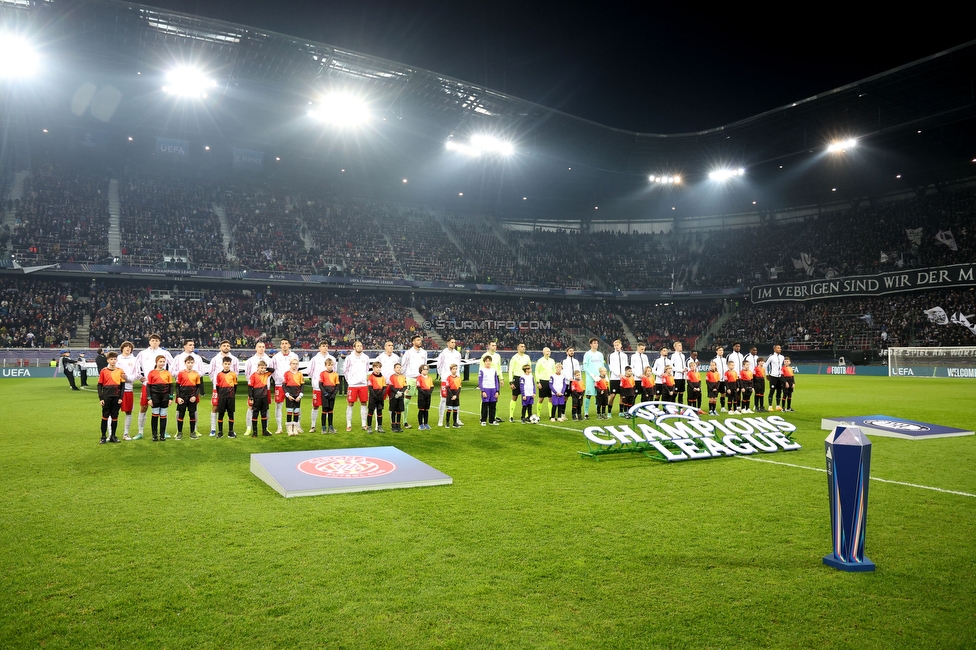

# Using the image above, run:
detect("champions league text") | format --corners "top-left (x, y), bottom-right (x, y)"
top-left (581, 402), bottom-right (800, 462)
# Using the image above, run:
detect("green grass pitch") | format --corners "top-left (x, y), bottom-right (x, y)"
top-left (0, 375), bottom-right (973, 649)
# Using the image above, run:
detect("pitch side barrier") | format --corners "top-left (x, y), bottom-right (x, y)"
top-left (0, 263), bottom-right (744, 301)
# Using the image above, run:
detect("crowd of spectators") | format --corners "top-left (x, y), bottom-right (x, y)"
top-left (1, 274), bottom-right (972, 352)
top-left (0, 277), bottom-right (85, 348)
top-left (693, 188), bottom-right (976, 289)
top-left (713, 288), bottom-right (976, 350)
top-left (119, 175), bottom-right (226, 268)
top-left (6, 156), bottom-right (976, 295)
top-left (227, 187), bottom-right (318, 272)
top-left (298, 197), bottom-right (400, 278)
top-left (376, 206), bottom-right (469, 281)
top-left (9, 161), bottom-right (109, 265)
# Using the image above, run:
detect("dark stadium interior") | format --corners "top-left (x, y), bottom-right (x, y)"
top-left (2, 0), bottom-right (976, 360)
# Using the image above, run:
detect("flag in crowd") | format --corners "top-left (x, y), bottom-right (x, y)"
top-left (924, 307), bottom-right (949, 325)
top-left (950, 312), bottom-right (976, 336)
top-left (906, 227), bottom-right (924, 246)
top-left (934, 230), bottom-right (958, 251)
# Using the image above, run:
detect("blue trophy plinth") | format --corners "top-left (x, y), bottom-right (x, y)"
top-left (823, 425), bottom-right (876, 572)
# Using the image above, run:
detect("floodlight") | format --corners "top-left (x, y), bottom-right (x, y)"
top-left (826, 138), bottom-right (857, 153)
top-left (162, 66), bottom-right (216, 98)
top-left (446, 134), bottom-right (515, 157)
top-left (708, 167), bottom-right (745, 182)
top-left (0, 34), bottom-right (40, 79)
top-left (650, 174), bottom-right (682, 185)
top-left (308, 93), bottom-right (370, 127)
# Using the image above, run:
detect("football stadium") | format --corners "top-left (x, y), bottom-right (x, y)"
top-left (1, 2), bottom-right (975, 647)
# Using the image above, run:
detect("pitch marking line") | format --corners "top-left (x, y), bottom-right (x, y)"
top-left (740, 456), bottom-right (976, 498)
top-left (452, 405), bottom-right (976, 499)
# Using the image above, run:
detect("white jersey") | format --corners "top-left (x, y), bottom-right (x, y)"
top-left (116, 353), bottom-right (140, 391)
top-left (765, 353), bottom-right (785, 378)
top-left (727, 351), bottom-right (745, 374)
top-left (629, 352), bottom-right (650, 378)
top-left (651, 355), bottom-right (669, 384)
top-left (343, 352), bottom-right (372, 387)
top-left (245, 352), bottom-right (274, 382)
top-left (376, 352), bottom-right (401, 381)
top-left (561, 355), bottom-right (581, 382)
top-left (172, 352), bottom-right (205, 376)
top-left (479, 367), bottom-right (498, 390)
top-left (436, 348), bottom-right (462, 382)
top-left (210, 352), bottom-right (241, 384)
top-left (745, 353), bottom-right (759, 374)
top-left (607, 350), bottom-right (628, 381)
top-left (550, 374), bottom-right (568, 396)
top-left (669, 351), bottom-right (687, 380)
top-left (400, 347), bottom-right (427, 380)
top-left (136, 347), bottom-right (174, 381)
top-left (307, 352), bottom-right (337, 389)
top-left (271, 351), bottom-right (299, 384)
top-left (712, 355), bottom-right (729, 376)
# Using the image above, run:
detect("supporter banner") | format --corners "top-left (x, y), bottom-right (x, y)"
top-left (3, 263), bottom-right (744, 300)
top-left (155, 137), bottom-right (190, 158)
top-left (70, 127), bottom-right (108, 152)
top-left (751, 263), bottom-right (976, 303)
top-left (232, 147), bottom-right (264, 171)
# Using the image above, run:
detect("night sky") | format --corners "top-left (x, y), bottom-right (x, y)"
top-left (124, 2), bottom-right (976, 133)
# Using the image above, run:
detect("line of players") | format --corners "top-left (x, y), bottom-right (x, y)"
top-left (551, 338), bottom-right (797, 421)
top-left (95, 333), bottom-right (475, 442)
top-left (94, 333), bottom-right (798, 443)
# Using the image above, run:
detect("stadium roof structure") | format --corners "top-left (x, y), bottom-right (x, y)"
top-left (4, 0), bottom-right (976, 224)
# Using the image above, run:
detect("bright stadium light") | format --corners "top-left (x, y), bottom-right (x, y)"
top-left (308, 93), bottom-right (371, 127)
top-left (826, 138), bottom-right (858, 153)
top-left (162, 66), bottom-right (217, 98)
top-left (0, 34), bottom-right (40, 79)
top-left (649, 174), bottom-right (681, 185)
top-left (708, 167), bottom-right (745, 182)
top-left (446, 134), bottom-right (515, 157)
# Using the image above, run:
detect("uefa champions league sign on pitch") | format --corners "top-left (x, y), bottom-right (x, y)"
top-left (579, 402), bottom-right (801, 461)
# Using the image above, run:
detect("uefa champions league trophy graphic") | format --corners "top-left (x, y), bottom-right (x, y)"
top-left (823, 425), bottom-right (876, 571)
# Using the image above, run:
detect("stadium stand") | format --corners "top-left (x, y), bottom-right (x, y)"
top-left (119, 174), bottom-right (226, 269)
top-left (9, 161), bottom-right (110, 265)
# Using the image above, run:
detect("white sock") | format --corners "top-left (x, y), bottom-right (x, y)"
top-left (245, 407), bottom-right (252, 429)
top-left (346, 405), bottom-right (353, 427)
top-left (311, 408), bottom-right (319, 428)
top-left (360, 404), bottom-right (367, 427)
top-left (276, 403), bottom-right (283, 429)
top-left (138, 411), bottom-right (147, 434)
top-left (124, 413), bottom-right (133, 435)
top-left (438, 399), bottom-right (446, 424)
top-left (210, 412), bottom-right (217, 431)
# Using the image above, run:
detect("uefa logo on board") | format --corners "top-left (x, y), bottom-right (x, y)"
top-left (863, 419), bottom-right (930, 432)
top-left (297, 455), bottom-right (397, 479)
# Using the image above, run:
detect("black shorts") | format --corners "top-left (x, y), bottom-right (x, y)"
top-left (609, 379), bottom-right (621, 395)
top-left (511, 381), bottom-right (521, 397)
top-left (538, 383), bottom-right (552, 399)
top-left (321, 388), bottom-right (338, 411)
top-left (249, 396), bottom-right (269, 414)
top-left (417, 390), bottom-right (432, 410)
top-left (707, 383), bottom-right (719, 398)
top-left (674, 378), bottom-right (686, 393)
top-left (753, 376), bottom-right (766, 395)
